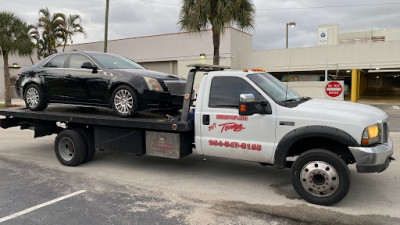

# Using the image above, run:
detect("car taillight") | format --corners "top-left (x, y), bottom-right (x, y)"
top-left (17, 68), bottom-right (22, 76)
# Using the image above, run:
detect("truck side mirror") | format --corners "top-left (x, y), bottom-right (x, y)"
top-left (239, 94), bottom-right (272, 116)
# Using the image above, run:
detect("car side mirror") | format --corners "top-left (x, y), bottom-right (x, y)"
top-left (81, 61), bottom-right (98, 73)
top-left (239, 94), bottom-right (272, 116)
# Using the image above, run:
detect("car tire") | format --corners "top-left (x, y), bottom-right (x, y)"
top-left (24, 83), bottom-right (47, 111)
top-left (111, 85), bottom-right (138, 117)
top-left (290, 149), bottom-right (351, 206)
top-left (54, 129), bottom-right (87, 166)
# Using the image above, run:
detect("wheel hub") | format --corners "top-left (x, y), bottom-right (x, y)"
top-left (300, 161), bottom-right (339, 197)
top-left (58, 137), bottom-right (75, 161)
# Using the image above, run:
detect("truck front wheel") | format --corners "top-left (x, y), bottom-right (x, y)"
top-left (290, 149), bottom-right (350, 206)
top-left (54, 130), bottom-right (87, 166)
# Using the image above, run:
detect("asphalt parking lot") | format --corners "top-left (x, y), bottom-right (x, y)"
top-left (0, 104), bottom-right (400, 224)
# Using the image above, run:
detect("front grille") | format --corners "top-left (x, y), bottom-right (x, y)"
top-left (164, 80), bottom-right (186, 96)
top-left (381, 121), bottom-right (389, 144)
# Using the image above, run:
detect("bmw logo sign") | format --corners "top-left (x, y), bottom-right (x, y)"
top-left (321, 33), bottom-right (326, 38)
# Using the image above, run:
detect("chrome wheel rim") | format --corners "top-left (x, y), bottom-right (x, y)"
top-left (26, 87), bottom-right (39, 108)
top-left (114, 89), bottom-right (134, 114)
top-left (58, 137), bottom-right (75, 161)
top-left (300, 161), bottom-right (339, 197)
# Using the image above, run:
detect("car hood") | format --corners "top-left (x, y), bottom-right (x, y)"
top-left (108, 69), bottom-right (181, 80)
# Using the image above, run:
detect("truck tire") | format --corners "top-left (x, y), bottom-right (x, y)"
top-left (76, 128), bottom-right (95, 162)
top-left (111, 85), bottom-right (138, 118)
top-left (290, 149), bottom-right (350, 206)
top-left (54, 130), bottom-right (87, 166)
top-left (24, 84), bottom-right (47, 111)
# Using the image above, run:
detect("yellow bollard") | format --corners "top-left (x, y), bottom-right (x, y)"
top-left (357, 70), bottom-right (361, 99)
top-left (351, 69), bottom-right (358, 102)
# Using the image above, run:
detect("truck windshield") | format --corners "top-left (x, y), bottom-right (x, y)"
top-left (248, 73), bottom-right (301, 102)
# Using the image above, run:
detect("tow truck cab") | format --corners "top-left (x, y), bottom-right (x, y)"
top-left (193, 67), bottom-right (393, 205)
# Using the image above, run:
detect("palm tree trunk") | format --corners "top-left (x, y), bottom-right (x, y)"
top-left (2, 51), bottom-right (12, 107)
top-left (63, 35), bottom-right (68, 52)
top-left (212, 26), bottom-right (220, 65)
top-left (29, 54), bottom-right (34, 65)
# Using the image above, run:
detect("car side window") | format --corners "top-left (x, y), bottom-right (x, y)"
top-left (43, 55), bottom-right (67, 68)
top-left (209, 77), bottom-right (265, 108)
top-left (69, 54), bottom-right (92, 69)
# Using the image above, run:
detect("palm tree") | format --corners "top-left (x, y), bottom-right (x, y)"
top-left (0, 12), bottom-right (35, 107)
top-left (27, 25), bottom-right (40, 64)
top-left (179, 0), bottom-right (255, 65)
top-left (62, 14), bottom-right (86, 52)
top-left (38, 7), bottom-right (66, 57)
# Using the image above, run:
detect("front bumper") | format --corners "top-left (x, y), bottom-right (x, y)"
top-left (349, 138), bottom-right (394, 173)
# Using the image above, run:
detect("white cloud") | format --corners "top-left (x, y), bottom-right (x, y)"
top-left (2, 0), bottom-right (400, 50)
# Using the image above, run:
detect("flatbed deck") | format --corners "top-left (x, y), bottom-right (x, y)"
top-left (0, 105), bottom-right (193, 132)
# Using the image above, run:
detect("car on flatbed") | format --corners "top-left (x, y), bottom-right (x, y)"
top-left (15, 51), bottom-right (186, 117)
top-left (0, 64), bottom-right (394, 206)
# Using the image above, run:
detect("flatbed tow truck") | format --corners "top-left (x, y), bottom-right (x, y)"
top-left (0, 65), bottom-right (394, 206)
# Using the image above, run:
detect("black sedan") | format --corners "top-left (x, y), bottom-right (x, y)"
top-left (15, 51), bottom-right (186, 117)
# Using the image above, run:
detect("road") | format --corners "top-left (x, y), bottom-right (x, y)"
top-left (0, 105), bottom-right (400, 224)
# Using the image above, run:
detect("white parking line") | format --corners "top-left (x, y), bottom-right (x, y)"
top-left (393, 106), bottom-right (400, 110)
top-left (0, 190), bottom-right (87, 223)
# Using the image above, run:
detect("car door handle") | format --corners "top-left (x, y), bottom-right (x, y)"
top-left (202, 115), bottom-right (210, 125)
top-left (66, 74), bottom-right (72, 78)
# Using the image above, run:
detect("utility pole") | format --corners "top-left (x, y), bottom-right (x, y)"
top-left (104, 0), bottom-right (110, 53)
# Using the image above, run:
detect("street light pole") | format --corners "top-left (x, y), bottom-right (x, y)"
top-left (286, 22), bottom-right (296, 49)
top-left (104, 0), bottom-right (110, 53)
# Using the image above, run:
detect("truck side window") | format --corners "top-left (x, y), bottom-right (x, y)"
top-left (209, 77), bottom-right (264, 108)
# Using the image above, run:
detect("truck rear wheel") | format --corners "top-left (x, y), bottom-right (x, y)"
top-left (290, 149), bottom-right (350, 206)
top-left (54, 130), bottom-right (87, 166)
top-left (76, 128), bottom-right (95, 162)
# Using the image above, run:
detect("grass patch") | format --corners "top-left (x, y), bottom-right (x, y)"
top-left (0, 103), bottom-right (22, 108)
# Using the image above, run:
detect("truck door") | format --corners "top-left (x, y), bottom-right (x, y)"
top-left (197, 75), bottom-right (277, 163)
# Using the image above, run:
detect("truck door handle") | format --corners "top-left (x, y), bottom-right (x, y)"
top-left (66, 74), bottom-right (72, 78)
top-left (203, 115), bottom-right (210, 125)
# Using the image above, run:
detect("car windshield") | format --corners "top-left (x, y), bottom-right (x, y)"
top-left (89, 53), bottom-right (145, 69)
top-left (248, 73), bottom-right (301, 102)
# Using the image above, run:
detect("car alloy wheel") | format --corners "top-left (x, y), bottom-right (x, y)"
top-left (26, 87), bottom-right (40, 109)
top-left (114, 89), bottom-right (134, 115)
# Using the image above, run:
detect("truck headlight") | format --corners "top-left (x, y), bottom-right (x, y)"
top-left (144, 77), bottom-right (163, 92)
top-left (361, 124), bottom-right (380, 146)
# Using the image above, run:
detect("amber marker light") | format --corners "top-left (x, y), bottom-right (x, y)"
top-left (240, 105), bottom-right (247, 112)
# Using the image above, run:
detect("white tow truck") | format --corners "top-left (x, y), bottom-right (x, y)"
top-left (0, 64), bottom-right (394, 206)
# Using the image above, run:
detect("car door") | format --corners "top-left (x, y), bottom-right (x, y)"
top-left (197, 75), bottom-right (277, 163)
top-left (66, 53), bottom-right (110, 104)
top-left (41, 54), bottom-right (68, 101)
